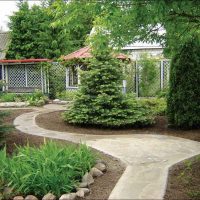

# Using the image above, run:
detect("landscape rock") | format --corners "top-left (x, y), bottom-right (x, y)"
top-left (82, 172), bottom-right (94, 185)
top-left (78, 182), bottom-right (88, 188)
top-left (24, 195), bottom-right (38, 200)
top-left (76, 188), bottom-right (90, 195)
top-left (76, 190), bottom-right (84, 198)
top-left (59, 193), bottom-right (76, 200)
top-left (42, 193), bottom-right (56, 200)
top-left (90, 167), bottom-right (103, 177)
top-left (53, 99), bottom-right (60, 103)
top-left (94, 162), bottom-right (107, 172)
top-left (13, 196), bottom-right (24, 200)
top-left (0, 102), bottom-right (29, 108)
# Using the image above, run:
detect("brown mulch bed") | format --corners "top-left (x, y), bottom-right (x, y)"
top-left (1, 109), bottom-right (125, 200)
top-left (164, 155), bottom-right (200, 200)
top-left (36, 110), bottom-right (200, 142)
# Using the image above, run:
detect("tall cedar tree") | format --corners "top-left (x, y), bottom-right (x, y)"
top-left (6, 2), bottom-right (69, 59)
top-left (64, 51), bottom-right (153, 128)
top-left (167, 35), bottom-right (200, 128)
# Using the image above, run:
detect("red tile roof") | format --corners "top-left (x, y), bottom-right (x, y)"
top-left (0, 58), bottom-right (50, 64)
top-left (62, 46), bottom-right (128, 60)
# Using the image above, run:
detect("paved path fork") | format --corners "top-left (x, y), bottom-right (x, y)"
top-left (14, 104), bottom-right (200, 200)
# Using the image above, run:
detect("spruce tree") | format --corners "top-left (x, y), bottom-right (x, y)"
top-left (167, 35), bottom-right (200, 128)
top-left (64, 51), bottom-right (153, 128)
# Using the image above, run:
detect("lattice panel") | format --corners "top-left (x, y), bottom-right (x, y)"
top-left (50, 62), bottom-right (66, 92)
top-left (124, 62), bottom-right (136, 94)
top-left (26, 65), bottom-right (42, 88)
top-left (8, 65), bottom-right (26, 87)
top-left (137, 61), bottom-right (161, 97)
top-left (163, 60), bottom-right (170, 88)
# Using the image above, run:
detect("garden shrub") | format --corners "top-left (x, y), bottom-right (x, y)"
top-left (26, 90), bottom-right (48, 106)
top-left (156, 88), bottom-right (169, 99)
top-left (56, 90), bottom-right (77, 101)
top-left (138, 98), bottom-right (167, 116)
top-left (167, 35), bottom-right (200, 128)
top-left (138, 54), bottom-right (160, 97)
top-left (0, 141), bottom-right (96, 198)
top-left (0, 93), bottom-right (16, 102)
top-left (64, 52), bottom-right (154, 128)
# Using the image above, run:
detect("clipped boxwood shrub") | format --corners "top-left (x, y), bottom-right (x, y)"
top-left (0, 141), bottom-right (96, 198)
top-left (64, 52), bottom-right (154, 128)
top-left (167, 35), bottom-right (200, 128)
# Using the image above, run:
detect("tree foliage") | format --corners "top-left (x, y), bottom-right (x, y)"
top-left (86, 0), bottom-right (200, 56)
top-left (6, 1), bottom-right (69, 59)
top-left (167, 34), bottom-right (200, 128)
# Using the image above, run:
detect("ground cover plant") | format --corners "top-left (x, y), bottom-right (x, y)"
top-left (0, 141), bottom-right (96, 199)
top-left (0, 90), bottom-right (48, 107)
top-left (64, 51), bottom-right (154, 128)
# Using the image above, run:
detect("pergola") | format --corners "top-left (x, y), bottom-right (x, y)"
top-left (62, 46), bottom-right (129, 89)
top-left (0, 59), bottom-right (50, 93)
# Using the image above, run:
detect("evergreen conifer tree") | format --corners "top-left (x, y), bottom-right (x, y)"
top-left (64, 51), bottom-right (153, 128)
top-left (167, 34), bottom-right (200, 128)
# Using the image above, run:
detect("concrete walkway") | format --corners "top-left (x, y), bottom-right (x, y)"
top-left (13, 104), bottom-right (200, 200)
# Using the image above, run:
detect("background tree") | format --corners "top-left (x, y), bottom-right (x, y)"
top-left (6, 1), bottom-right (69, 59)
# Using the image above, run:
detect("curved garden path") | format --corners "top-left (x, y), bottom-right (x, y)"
top-left (14, 104), bottom-right (200, 200)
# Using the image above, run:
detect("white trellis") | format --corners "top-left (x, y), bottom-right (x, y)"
top-left (0, 62), bottom-right (48, 93)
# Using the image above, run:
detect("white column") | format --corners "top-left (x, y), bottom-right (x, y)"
top-left (160, 60), bottom-right (164, 89)
top-left (66, 67), bottom-right (69, 89)
top-left (25, 65), bottom-right (28, 87)
top-left (2, 64), bottom-right (5, 91)
top-left (40, 65), bottom-right (44, 93)
top-left (135, 61), bottom-right (139, 97)
top-left (77, 64), bottom-right (81, 85)
top-left (5, 65), bottom-right (8, 91)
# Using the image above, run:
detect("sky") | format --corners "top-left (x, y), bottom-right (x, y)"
top-left (0, 0), bottom-right (41, 31)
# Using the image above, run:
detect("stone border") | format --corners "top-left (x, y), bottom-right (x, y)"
top-left (11, 161), bottom-right (107, 200)
top-left (0, 102), bottom-right (29, 108)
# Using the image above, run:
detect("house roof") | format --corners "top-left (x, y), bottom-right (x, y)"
top-left (0, 32), bottom-right (10, 59)
top-left (122, 42), bottom-right (163, 50)
top-left (62, 46), bottom-right (128, 60)
top-left (0, 58), bottom-right (50, 64)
